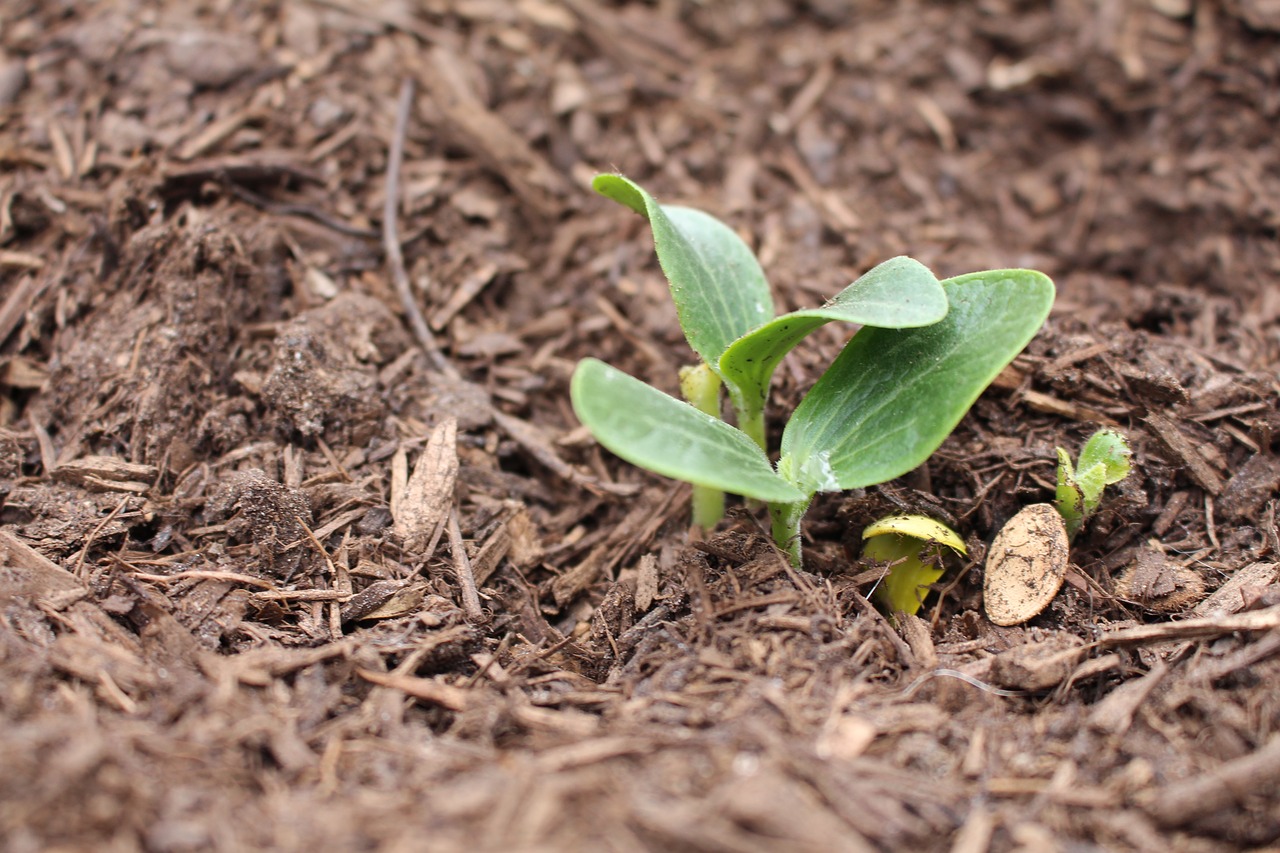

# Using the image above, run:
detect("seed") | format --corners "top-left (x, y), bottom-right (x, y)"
top-left (983, 503), bottom-right (1070, 626)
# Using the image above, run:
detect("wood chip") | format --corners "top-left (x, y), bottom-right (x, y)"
top-left (1113, 544), bottom-right (1205, 612)
top-left (357, 668), bottom-right (471, 711)
top-left (1098, 604), bottom-right (1280, 647)
top-left (391, 418), bottom-right (458, 554)
top-left (0, 528), bottom-right (84, 599)
top-left (1191, 562), bottom-right (1279, 618)
top-left (1143, 411), bottom-right (1225, 495)
top-left (987, 633), bottom-right (1085, 691)
top-left (1143, 736), bottom-right (1280, 828)
top-left (423, 46), bottom-right (570, 218)
top-left (53, 455), bottom-right (158, 492)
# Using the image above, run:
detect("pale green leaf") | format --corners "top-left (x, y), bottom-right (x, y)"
top-left (593, 174), bottom-right (773, 369)
top-left (863, 534), bottom-right (949, 616)
top-left (570, 358), bottom-right (805, 503)
top-left (779, 270), bottom-right (1055, 494)
top-left (1075, 461), bottom-right (1110, 517)
top-left (1078, 429), bottom-right (1132, 486)
top-left (1055, 448), bottom-right (1086, 538)
top-left (718, 256), bottom-right (947, 424)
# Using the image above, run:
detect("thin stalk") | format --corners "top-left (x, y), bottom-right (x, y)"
top-left (768, 497), bottom-right (811, 567)
top-left (737, 403), bottom-right (767, 454)
top-left (679, 364), bottom-right (725, 530)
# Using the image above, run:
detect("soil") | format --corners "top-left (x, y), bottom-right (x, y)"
top-left (2, 1), bottom-right (1279, 850)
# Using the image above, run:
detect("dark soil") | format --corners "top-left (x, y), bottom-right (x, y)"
top-left (2, 1), bottom-right (1279, 850)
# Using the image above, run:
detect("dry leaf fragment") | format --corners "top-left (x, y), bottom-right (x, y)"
top-left (983, 503), bottom-right (1070, 626)
top-left (1114, 545), bottom-right (1205, 613)
top-left (391, 418), bottom-right (458, 554)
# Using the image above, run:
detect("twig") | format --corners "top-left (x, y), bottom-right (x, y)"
top-left (1144, 736), bottom-right (1280, 827)
top-left (383, 78), bottom-right (454, 377)
top-left (225, 181), bottom-right (379, 239)
top-left (448, 508), bottom-right (485, 622)
top-left (73, 497), bottom-right (131, 578)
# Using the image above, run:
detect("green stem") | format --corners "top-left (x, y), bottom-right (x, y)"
top-left (768, 498), bottom-right (811, 567)
top-left (679, 364), bottom-right (726, 530)
top-left (738, 404), bottom-right (767, 454)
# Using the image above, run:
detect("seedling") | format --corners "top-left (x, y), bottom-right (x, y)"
top-left (861, 514), bottom-right (966, 616)
top-left (590, 174), bottom-right (949, 529)
top-left (572, 175), bottom-right (1055, 566)
top-left (1054, 428), bottom-right (1132, 539)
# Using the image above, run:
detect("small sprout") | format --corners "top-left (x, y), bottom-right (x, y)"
top-left (1054, 429), bottom-right (1132, 539)
top-left (862, 514), bottom-right (967, 616)
top-left (983, 503), bottom-right (1070, 626)
top-left (572, 175), bottom-right (1056, 566)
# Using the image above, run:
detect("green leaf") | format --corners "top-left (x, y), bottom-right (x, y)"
top-left (593, 175), bottom-right (773, 369)
top-left (570, 358), bottom-right (805, 504)
top-left (1055, 448), bottom-right (1086, 538)
top-left (1078, 429), bottom-right (1132, 486)
top-left (1075, 462), bottom-right (1110, 517)
top-left (779, 270), bottom-right (1055, 494)
top-left (718, 256), bottom-right (947, 429)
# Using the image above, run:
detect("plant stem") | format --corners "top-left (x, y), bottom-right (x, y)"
top-left (738, 404), bottom-right (767, 454)
top-left (768, 498), bottom-right (811, 567)
top-left (680, 364), bottom-right (726, 530)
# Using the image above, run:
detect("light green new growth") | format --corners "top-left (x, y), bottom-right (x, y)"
top-left (573, 174), bottom-right (1056, 566)
top-left (1054, 429), bottom-right (1132, 539)
top-left (679, 363), bottom-right (727, 529)
top-left (862, 514), bottom-right (967, 617)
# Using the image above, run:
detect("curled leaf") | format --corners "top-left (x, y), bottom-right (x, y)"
top-left (593, 174), bottom-right (772, 370)
top-left (719, 256), bottom-right (947, 438)
top-left (780, 270), bottom-right (1056, 495)
top-left (863, 514), bottom-right (966, 616)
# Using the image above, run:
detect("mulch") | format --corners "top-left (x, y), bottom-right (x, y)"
top-left (1, 1), bottom-right (1278, 850)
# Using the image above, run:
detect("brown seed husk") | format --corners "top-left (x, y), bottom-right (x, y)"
top-left (983, 503), bottom-right (1070, 626)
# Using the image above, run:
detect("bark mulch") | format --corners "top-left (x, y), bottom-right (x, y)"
top-left (1, 1), bottom-right (1278, 850)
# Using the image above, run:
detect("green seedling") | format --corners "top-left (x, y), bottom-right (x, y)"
top-left (862, 514), bottom-right (967, 616)
top-left (591, 174), bottom-right (949, 528)
top-left (572, 175), bottom-right (1055, 566)
top-left (1054, 428), bottom-right (1132, 539)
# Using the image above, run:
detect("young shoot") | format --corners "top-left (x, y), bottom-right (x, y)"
top-left (590, 174), bottom-right (948, 528)
top-left (572, 175), bottom-right (1055, 566)
top-left (861, 514), bottom-right (967, 617)
top-left (1054, 428), bottom-right (1133, 539)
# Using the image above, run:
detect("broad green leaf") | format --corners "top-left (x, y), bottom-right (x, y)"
top-left (592, 175), bottom-right (773, 369)
top-left (1078, 429), bottom-right (1132, 486)
top-left (718, 256), bottom-right (947, 427)
top-left (779, 270), bottom-right (1055, 494)
top-left (570, 358), bottom-right (805, 504)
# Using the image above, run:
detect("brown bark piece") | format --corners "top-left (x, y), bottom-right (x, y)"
top-left (0, 528), bottom-right (84, 599)
top-left (424, 47), bottom-right (571, 218)
top-left (1143, 411), bottom-right (1226, 495)
top-left (53, 455), bottom-right (158, 493)
top-left (1192, 562), bottom-right (1279, 618)
top-left (391, 418), bottom-right (458, 555)
top-left (987, 633), bottom-right (1085, 691)
top-left (1217, 453), bottom-right (1280, 520)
